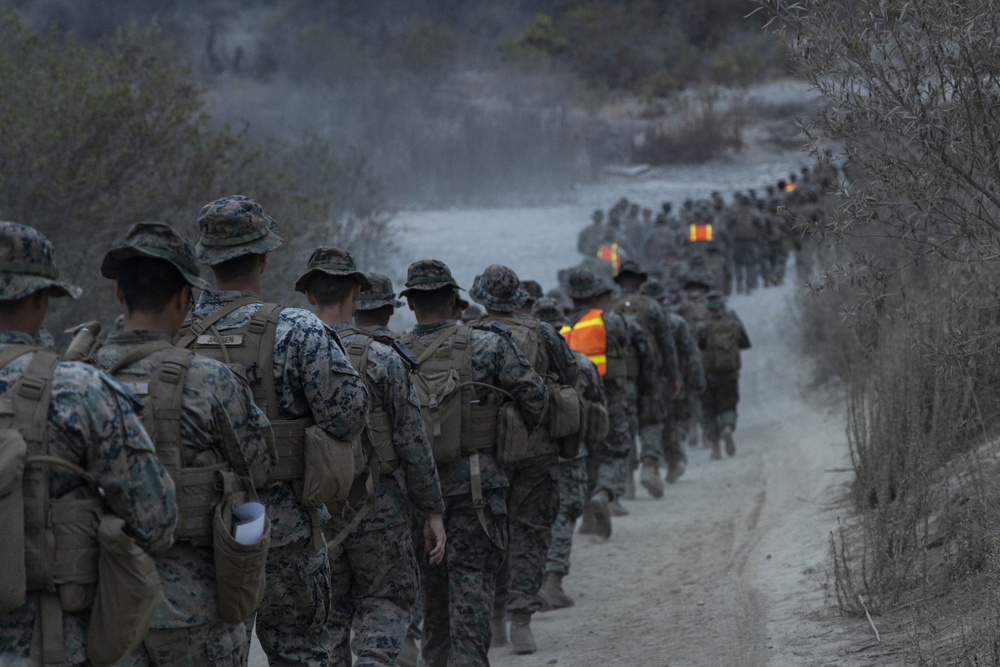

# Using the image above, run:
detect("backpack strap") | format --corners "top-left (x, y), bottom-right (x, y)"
top-left (248, 304), bottom-right (282, 420)
top-left (415, 325), bottom-right (460, 365)
top-left (176, 296), bottom-right (262, 345)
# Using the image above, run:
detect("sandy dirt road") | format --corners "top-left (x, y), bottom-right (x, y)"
top-left (252, 167), bottom-right (882, 666)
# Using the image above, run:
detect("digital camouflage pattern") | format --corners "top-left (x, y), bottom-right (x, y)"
top-left (468, 264), bottom-right (529, 313)
top-left (403, 314), bottom-right (547, 667)
top-left (194, 195), bottom-right (283, 266)
top-left (120, 621), bottom-right (247, 667)
top-left (0, 332), bottom-right (178, 665)
top-left (189, 290), bottom-right (368, 666)
top-left (0, 221), bottom-right (82, 300)
top-left (94, 329), bottom-right (276, 630)
top-left (293, 247), bottom-right (372, 294)
top-left (398, 259), bottom-right (462, 295)
top-left (357, 273), bottom-right (403, 311)
top-left (100, 222), bottom-right (211, 290)
top-left (326, 324), bottom-right (444, 667)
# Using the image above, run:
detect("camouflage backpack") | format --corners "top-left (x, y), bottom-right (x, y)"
top-left (700, 317), bottom-right (742, 373)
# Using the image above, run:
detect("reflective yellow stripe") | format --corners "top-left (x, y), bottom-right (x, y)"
top-left (588, 354), bottom-right (607, 365)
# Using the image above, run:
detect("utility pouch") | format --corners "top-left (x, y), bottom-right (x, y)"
top-left (50, 496), bottom-right (102, 612)
top-left (0, 429), bottom-right (27, 613)
top-left (413, 369), bottom-right (463, 465)
top-left (496, 403), bottom-right (529, 466)
top-left (548, 385), bottom-right (581, 439)
top-left (213, 482), bottom-right (270, 624)
top-left (86, 514), bottom-right (161, 667)
top-left (299, 425), bottom-right (355, 506)
top-left (587, 401), bottom-right (610, 444)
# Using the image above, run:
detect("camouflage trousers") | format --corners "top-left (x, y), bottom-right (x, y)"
top-left (404, 506), bottom-right (425, 645)
top-left (0, 595), bottom-right (88, 666)
top-left (640, 403), bottom-right (684, 466)
top-left (589, 384), bottom-right (633, 500)
top-left (624, 382), bottom-right (641, 472)
top-left (732, 238), bottom-right (760, 293)
top-left (699, 371), bottom-right (741, 443)
top-left (545, 458), bottom-right (589, 576)
top-left (251, 536), bottom-right (333, 667)
top-left (327, 517), bottom-right (418, 667)
top-left (495, 453), bottom-right (559, 615)
top-left (422, 489), bottom-right (508, 667)
top-left (120, 621), bottom-right (247, 667)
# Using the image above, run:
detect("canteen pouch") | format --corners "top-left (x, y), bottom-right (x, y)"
top-left (51, 496), bottom-right (102, 612)
top-left (587, 401), bottom-right (610, 444)
top-left (413, 369), bottom-right (463, 465)
top-left (548, 385), bottom-right (581, 439)
top-left (213, 490), bottom-right (270, 624)
top-left (86, 514), bottom-right (161, 667)
top-left (299, 425), bottom-right (355, 506)
top-left (0, 430), bottom-right (27, 613)
top-left (496, 403), bottom-right (529, 466)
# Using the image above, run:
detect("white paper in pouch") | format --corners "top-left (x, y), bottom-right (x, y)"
top-left (232, 501), bottom-right (266, 545)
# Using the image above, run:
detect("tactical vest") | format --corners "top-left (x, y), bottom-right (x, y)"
top-left (107, 341), bottom-right (232, 546)
top-left (0, 346), bottom-right (102, 663)
top-left (338, 326), bottom-right (398, 475)
top-left (399, 325), bottom-right (501, 464)
top-left (176, 297), bottom-right (314, 485)
top-left (560, 309), bottom-right (627, 380)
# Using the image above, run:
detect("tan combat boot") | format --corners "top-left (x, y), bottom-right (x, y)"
top-left (398, 635), bottom-right (419, 667)
top-left (665, 458), bottom-right (686, 483)
top-left (580, 491), bottom-right (612, 538)
top-left (640, 457), bottom-right (664, 498)
top-left (537, 571), bottom-right (575, 611)
top-left (509, 611), bottom-right (537, 654)
top-left (709, 438), bottom-right (722, 460)
top-left (491, 607), bottom-right (508, 647)
top-left (722, 424), bottom-right (736, 457)
top-left (608, 498), bottom-right (629, 517)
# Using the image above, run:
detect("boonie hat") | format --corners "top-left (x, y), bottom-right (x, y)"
top-left (101, 222), bottom-right (211, 290)
top-left (399, 259), bottom-right (463, 296)
top-left (195, 195), bottom-right (283, 266)
top-left (531, 297), bottom-right (568, 327)
top-left (294, 247), bottom-right (372, 294)
top-left (614, 260), bottom-right (648, 281)
top-left (357, 273), bottom-right (404, 311)
top-left (469, 264), bottom-right (528, 313)
top-left (0, 222), bottom-right (81, 300)
top-left (563, 266), bottom-right (613, 300)
top-left (521, 280), bottom-right (543, 303)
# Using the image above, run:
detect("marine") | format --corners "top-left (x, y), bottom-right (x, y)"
top-left (0, 222), bottom-right (177, 666)
top-left (95, 222), bottom-right (276, 666)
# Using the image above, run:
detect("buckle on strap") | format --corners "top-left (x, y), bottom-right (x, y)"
top-left (18, 376), bottom-right (45, 401)
top-left (159, 361), bottom-right (184, 385)
top-left (248, 317), bottom-right (267, 335)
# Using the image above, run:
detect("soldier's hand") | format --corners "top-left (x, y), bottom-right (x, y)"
top-left (424, 511), bottom-right (447, 565)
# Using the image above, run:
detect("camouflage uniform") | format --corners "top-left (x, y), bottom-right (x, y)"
top-left (399, 260), bottom-right (548, 667)
top-left (94, 222), bottom-right (276, 666)
top-left (695, 294), bottom-right (751, 458)
top-left (186, 197), bottom-right (369, 667)
top-left (470, 265), bottom-right (578, 650)
top-left (294, 248), bottom-right (445, 667)
top-left (0, 223), bottom-right (177, 667)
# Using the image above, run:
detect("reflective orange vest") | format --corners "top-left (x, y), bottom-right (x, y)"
top-left (688, 224), bottom-right (714, 242)
top-left (560, 309), bottom-right (608, 375)
top-left (783, 182), bottom-right (796, 193)
top-left (596, 243), bottom-right (622, 274)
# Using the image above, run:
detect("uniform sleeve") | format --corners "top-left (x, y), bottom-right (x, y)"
top-left (210, 363), bottom-right (276, 489)
top-left (279, 310), bottom-right (369, 439)
top-left (674, 316), bottom-right (706, 392)
top-left (649, 304), bottom-right (680, 385)
top-left (731, 311), bottom-right (752, 349)
top-left (58, 369), bottom-right (177, 554)
top-left (495, 334), bottom-right (548, 433)
top-left (626, 316), bottom-right (659, 396)
top-left (380, 347), bottom-right (444, 514)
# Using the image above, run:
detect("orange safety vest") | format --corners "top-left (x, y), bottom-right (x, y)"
top-left (596, 243), bottom-right (622, 274)
top-left (688, 224), bottom-right (714, 242)
top-left (783, 182), bottom-right (796, 193)
top-left (560, 308), bottom-right (608, 375)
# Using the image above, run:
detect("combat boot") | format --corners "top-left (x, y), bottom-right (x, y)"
top-left (580, 491), bottom-right (612, 538)
top-left (624, 471), bottom-right (636, 500)
top-left (608, 498), bottom-right (629, 517)
top-left (640, 457), bottom-right (664, 498)
top-left (509, 611), bottom-right (537, 654)
top-left (491, 608), bottom-right (508, 647)
top-left (398, 635), bottom-right (419, 667)
top-left (722, 424), bottom-right (736, 457)
top-left (537, 571), bottom-right (574, 611)
top-left (709, 438), bottom-right (722, 460)
top-left (665, 458), bottom-right (686, 483)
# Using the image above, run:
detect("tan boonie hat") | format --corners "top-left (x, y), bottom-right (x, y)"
top-left (101, 222), bottom-right (212, 290)
top-left (399, 259), bottom-right (463, 296)
top-left (0, 222), bottom-right (82, 300)
top-left (195, 195), bottom-right (283, 266)
top-left (563, 266), bottom-right (612, 300)
top-left (294, 247), bottom-right (372, 294)
top-left (531, 297), bottom-right (568, 327)
top-left (469, 264), bottom-right (528, 313)
top-left (357, 272), bottom-right (404, 311)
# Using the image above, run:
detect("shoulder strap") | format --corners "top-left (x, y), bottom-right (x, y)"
top-left (0, 344), bottom-right (39, 372)
top-left (176, 295), bottom-right (263, 347)
top-left (108, 340), bottom-right (174, 374)
top-left (415, 325), bottom-right (460, 366)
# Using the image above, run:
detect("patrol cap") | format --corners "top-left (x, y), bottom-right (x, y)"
top-left (563, 266), bottom-right (613, 300)
top-left (399, 259), bottom-right (463, 296)
top-left (195, 195), bottom-right (284, 266)
top-left (614, 260), bottom-right (647, 282)
top-left (357, 272), bottom-right (404, 310)
top-left (469, 264), bottom-right (528, 313)
top-left (0, 222), bottom-right (82, 300)
top-left (101, 222), bottom-right (211, 290)
top-left (294, 247), bottom-right (372, 294)
top-left (531, 297), bottom-right (569, 327)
